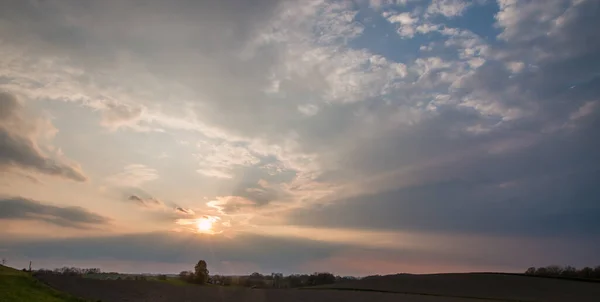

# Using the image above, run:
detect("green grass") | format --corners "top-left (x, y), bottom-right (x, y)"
top-left (0, 265), bottom-right (88, 302)
top-left (156, 276), bottom-right (190, 286)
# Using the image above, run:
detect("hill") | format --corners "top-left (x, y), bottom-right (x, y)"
top-left (0, 265), bottom-right (87, 302)
top-left (314, 273), bottom-right (600, 302)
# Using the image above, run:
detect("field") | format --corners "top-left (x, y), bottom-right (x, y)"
top-left (0, 265), bottom-right (86, 302)
top-left (31, 274), bottom-right (495, 302)
top-left (4, 265), bottom-right (600, 302)
top-left (317, 273), bottom-right (600, 302)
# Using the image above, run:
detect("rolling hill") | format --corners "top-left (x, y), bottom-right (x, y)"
top-left (0, 265), bottom-right (87, 302)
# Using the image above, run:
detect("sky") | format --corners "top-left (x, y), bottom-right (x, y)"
top-left (0, 0), bottom-right (599, 276)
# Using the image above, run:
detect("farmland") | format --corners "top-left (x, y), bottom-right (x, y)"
top-left (3, 263), bottom-right (600, 302)
top-left (34, 271), bottom-right (600, 302)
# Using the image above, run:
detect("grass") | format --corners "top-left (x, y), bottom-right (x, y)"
top-left (0, 265), bottom-right (88, 302)
top-left (158, 276), bottom-right (191, 286)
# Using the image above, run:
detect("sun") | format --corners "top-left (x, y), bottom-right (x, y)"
top-left (196, 218), bottom-right (213, 232)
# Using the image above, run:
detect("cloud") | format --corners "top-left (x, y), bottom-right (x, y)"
top-left (570, 101), bottom-right (598, 121)
top-left (384, 11), bottom-right (419, 38)
top-left (494, 0), bottom-right (600, 61)
top-left (1, 0), bottom-right (600, 273)
top-left (0, 196), bottom-right (109, 228)
top-left (207, 196), bottom-right (257, 215)
top-left (195, 141), bottom-right (261, 179)
top-left (297, 104), bottom-right (320, 116)
top-left (0, 231), bottom-right (343, 274)
top-left (127, 195), bottom-right (162, 208)
top-left (426, 0), bottom-right (472, 18)
top-left (175, 207), bottom-right (195, 215)
top-left (505, 61), bottom-right (525, 73)
top-left (2, 229), bottom-right (599, 275)
top-left (0, 91), bottom-right (87, 182)
top-left (96, 101), bottom-right (144, 130)
top-left (107, 164), bottom-right (158, 187)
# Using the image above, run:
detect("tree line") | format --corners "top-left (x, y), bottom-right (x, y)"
top-left (35, 267), bottom-right (102, 276)
top-left (177, 260), bottom-right (356, 288)
top-left (525, 265), bottom-right (600, 279)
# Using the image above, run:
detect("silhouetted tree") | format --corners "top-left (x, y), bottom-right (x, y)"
top-left (524, 265), bottom-right (600, 279)
top-left (561, 266), bottom-right (577, 277)
top-left (194, 260), bottom-right (209, 284)
top-left (308, 272), bottom-right (335, 286)
top-left (271, 273), bottom-right (284, 288)
top-left (580, 267), bottom-right (593, 278)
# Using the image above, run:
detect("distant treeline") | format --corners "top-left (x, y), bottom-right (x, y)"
top-left (525, 265), bottom-right (600, 279)
top-left (31, 264), bottom-right (359, 288)
top-left (35, 267), bottom-right (103, 276)
top-left (177, 259), bottom-right (359, 288)
top-left (34, 267), bottom-right (158, 281)
top-left (192, 272), bottom-right (357, 288)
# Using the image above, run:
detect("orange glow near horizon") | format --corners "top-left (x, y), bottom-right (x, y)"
top-left (175, 215), bottom-right (221, 234)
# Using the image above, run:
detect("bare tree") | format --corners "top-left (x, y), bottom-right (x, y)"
top-left (1, 258), bottom-right (6, 265)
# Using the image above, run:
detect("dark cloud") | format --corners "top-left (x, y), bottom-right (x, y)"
top-left (175, 207), bottom-right (194, 215)
top-left (493, 0), bottom-right (600, 62)
top-left (127, 195), bottom-right (162, 207)
top-left (0, 231), bottom-right (343, 274)
top-left (0, 91), bottom-right (87, 182)
top-left (0, 196), bottom-right (109, 228)
top-left (119, 189), bottom-right (195, 220)
top-left (292, 112), bottom-right (600, 237)
top-left (1, 230), bottom-right (598, 275)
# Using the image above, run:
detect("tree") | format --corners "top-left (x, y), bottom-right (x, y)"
top-left (524, 265), bottom-right (600, 279)
top-left (271, 273), bottom-right (283, 288)
top-left (561, 266), bottom-right (577, 277)
top-left (308, 272), bottom-right (335, 286)
top-left (1, 258), bottom-right (6, 265)
top-left (194, 260), bottom-right (209, 284)
top-left (546, 265), bottom-right (563, 276)
top-left (179, 271), bottom-right (195, 283)
top-left (579, 267), bottom-right (593, 278)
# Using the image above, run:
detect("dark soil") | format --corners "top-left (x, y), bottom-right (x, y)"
top-left (319, 273), bottom-right (600, 302)
top-left (36, 274), bottom-right (501, 302)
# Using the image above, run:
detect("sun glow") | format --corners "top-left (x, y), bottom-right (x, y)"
top-left (175, 215), bottom-right (221, 234)
top-left (196, 217), bottom-right (213, 232)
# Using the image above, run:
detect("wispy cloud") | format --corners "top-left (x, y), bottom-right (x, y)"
top-left (107, 164), bottom-right (158, 187)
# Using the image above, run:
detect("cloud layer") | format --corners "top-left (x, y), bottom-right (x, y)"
top-left (0, 92), bottom-right (87, 182)
top-left (0, 0), bottom-right (599, 274)
top-left (0, 196), bottom-right (109, 228)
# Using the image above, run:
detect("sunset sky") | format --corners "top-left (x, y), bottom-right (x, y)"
top-left (1, 0), bottom-right (599, 275)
